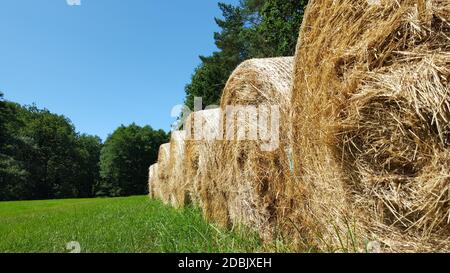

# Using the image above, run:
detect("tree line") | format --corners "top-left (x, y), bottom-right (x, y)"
top-left (0, 92), bottom-right (168, 201)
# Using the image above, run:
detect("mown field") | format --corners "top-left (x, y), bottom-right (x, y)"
top-left (0, 196), bottom-right (269, 253)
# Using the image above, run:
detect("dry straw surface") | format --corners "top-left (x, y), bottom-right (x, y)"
top-left (216, 57), bottom-right (294, 240)
top-left (185, 109), bottom-right (221, 206)
top-left (156, 143), bottom-right (171, 204)
top-left (148, 163), bottom-right (159, 198)
top-left (184, 109), bottom-right (231, 227)
top-left (289, 0), bottom-right (450, 252)
top-left (168, 130), bottom-right (188, 208)
top-left (184, 113), bottom-right (201, 204)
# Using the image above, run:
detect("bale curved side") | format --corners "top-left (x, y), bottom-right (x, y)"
top-left (157, 143), bottom-right (171, 204)
top-left (217, 57), bottom-right (294, 240)
top-left (189, 109), bottom-right (231, 227)
top-left (290, 0), bottom-right (450, 252)
top-left (185, 109), bottom-right (221, 206)
top-left (184, 113), bottom-right (200, 204)
top-left (168, 130), bottom-right (188, 208)
top-left (148, 163), bottom-right (159, 199)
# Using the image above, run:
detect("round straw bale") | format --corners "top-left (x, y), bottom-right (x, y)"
top-left (217, 57), bottom-right (293, 240)
top-left (148, 163), bottom-right (159, 199)
top-left (290, 0), bottom-right (450, 252)
top-left (197, 137), bottom-right (230, 227)
top-left (168, 130), bottom-right (188, 208)
top-left (184, 113), bottom-right (200, 204)
top-left (184, 109), bottom-right (221, 206)
top-left (156, 143), bottom-right (171, 204)
top-left (187, 109), bottom-right (231, 227)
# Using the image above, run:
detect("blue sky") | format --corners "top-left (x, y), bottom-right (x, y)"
top-left (0, 0), bottom-right (239, 141)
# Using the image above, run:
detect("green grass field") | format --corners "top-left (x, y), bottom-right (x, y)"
top-left (0, 196), bottom-right (266, 253)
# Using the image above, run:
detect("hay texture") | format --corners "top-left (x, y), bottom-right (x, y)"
top-left (183, 108), bottom-right (230, 227)
top-left (290, 0), bottom-right (450, 252)
top-left (168, 130), bottom-right (188, 208)
top-left (184, 109), bottom-right (221, 206)
top-left (148, 163), bottom-right (159, 198)
top-left (156, 143), bottom-right (171, 204)
top-left (217, 57), bottom-right (294, 240)
top-left (189, 110), bottom-right (232, 227)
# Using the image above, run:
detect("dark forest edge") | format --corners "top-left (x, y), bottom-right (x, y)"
top-left (0, 92), bottom-right (169, 201)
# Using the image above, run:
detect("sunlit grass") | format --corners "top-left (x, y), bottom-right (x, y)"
top-left (0, 196), bottom-right (264, 253)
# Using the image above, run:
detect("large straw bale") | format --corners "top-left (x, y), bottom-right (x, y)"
top-left (179, 108), bottom-right (229, 226)
top-left (168, 130), bottom-right (188, 208)
top-left (290, 0), bottom-right (450, 252)
top-left (148, 163), bottom-right (159, 198)
top-left (217, 57), bottom-right (294, 239)
top-left (185, 109), bottom-right (221, 206)
top-left (156, 143), bottom-right (171, 204)
top-left (184, 109), bottom-right (231, 227)
top-left (184, 113), bottom-right (200, 204)
top-left (197, 138), bottom-right (231, 228)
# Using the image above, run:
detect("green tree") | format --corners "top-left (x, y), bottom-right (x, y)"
top-left (0, 98), bottom-right (33, 200)
top-left (243, 0), bottom-right (307, 57)
top-left (185, 3), bottom-right (247, 110)
top-left (0, 96), bottom-right (103, 201)
top-left (184, 0), bottom-right (308, 109)
top-left (0, 92), bottom-right (6, 145)
top-left (75, 134), bottom-right (102, 198)
top-left (98, 124), bottom-right (168, 197)
top-left (19, 105), bottom-right (80, 199)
